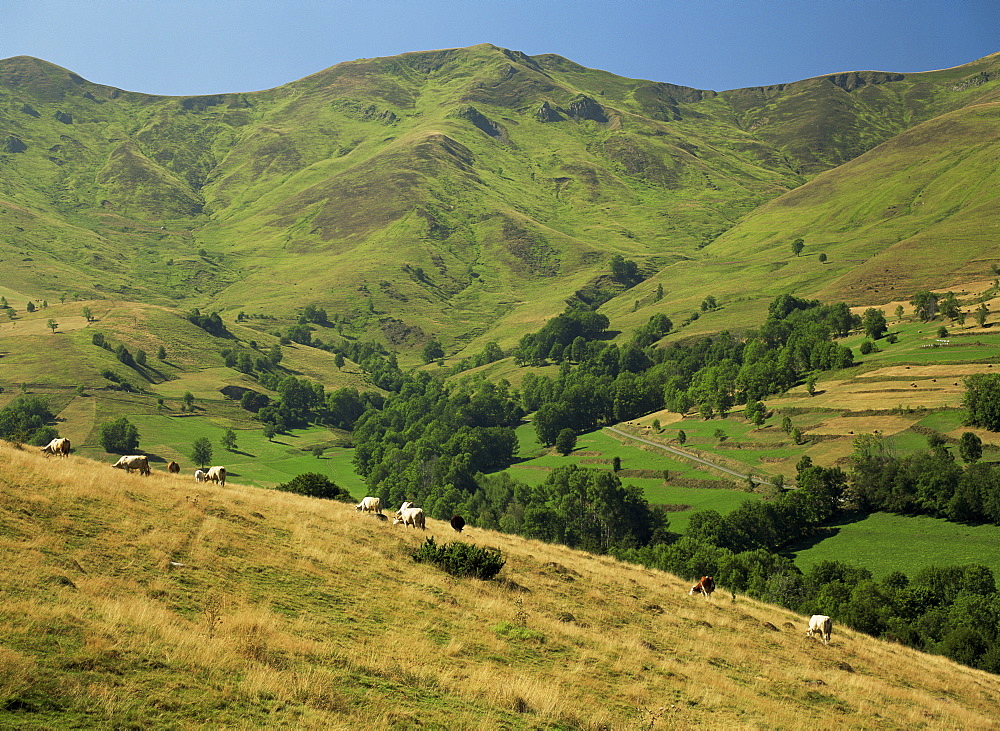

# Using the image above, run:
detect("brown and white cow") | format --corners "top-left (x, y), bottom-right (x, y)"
top-left (689, 576), bottom-right (716, 598)
top-left (205, 466), bottom-right (227, 486)
top-left (807, 615), bottom-right (832, 645)
top-left (40, 438), bottom-right (71, 458)
top-left (112, 455), bottom-right (150, 476)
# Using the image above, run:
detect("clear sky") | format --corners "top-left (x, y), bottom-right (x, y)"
top-left (3, 0), bottom-right (997, 96)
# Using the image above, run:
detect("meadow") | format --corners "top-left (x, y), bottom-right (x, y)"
top-left (786, 512), bottom-right (1000, 580)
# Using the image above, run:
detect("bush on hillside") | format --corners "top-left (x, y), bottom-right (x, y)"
top-left (99, 416), bottom-right (140, 453)
top-left (29, 426), bottom-right (60, 447)
top-left (411, 537), bottom-right (505, 580)
top-left (0, 396), bottom-right (57, 444)
top-left (275, 473), bottom-right (353, 502)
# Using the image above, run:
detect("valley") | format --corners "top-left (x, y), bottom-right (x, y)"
top-left (2, 43), bottom-right (1000, 723)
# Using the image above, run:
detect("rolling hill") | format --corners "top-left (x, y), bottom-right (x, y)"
top-left (3, 443), bottom-right (1000, 728)
top-left (2, 45), bottom-right (999, 358)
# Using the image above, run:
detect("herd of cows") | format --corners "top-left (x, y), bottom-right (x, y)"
top-left (354, 495), bottom-right (467, 534)
top-left (40, 437), bottom-right (228, 485)
top-left (688, 575), bottom-right (833, 644)
top-left (38, 439), bottom-right (834, 644)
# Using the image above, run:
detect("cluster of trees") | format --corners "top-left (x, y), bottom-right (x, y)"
top-left (609, 254), bottom-right (642, 286)
top-left (0, 396), bottom-right (59, 445)
top-left (512, 309), bottom-right (612, 366)
top-left (253, 374), bottom-right (384, 434)
top-left (353, 375), bottom-right (522, 515)
top-left (964, 373), bottom-right (1000, 431)
top-left (187, 309), bottom-right (229, 337)
top-left (684, 464), bottom-right (846, 552)
top-left (516, 295), bottom-right (856, 446)
top-left (98, 416), bottom-right (139, 453)
top-left (909, 290), bottom-right (990, 328)
top-left (220, 344), bottom-right (282, 376)
top-left (850, 447), bottom-right (1000, 525)
top-left (276, 472), bottom-right (353, 501)
top-left (92, 332), bottom-right (150, 376)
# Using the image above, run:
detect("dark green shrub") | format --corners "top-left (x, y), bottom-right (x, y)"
top-left (274, 472), bottom-right (353, 502)
top-left (0, 395), bottom-right (56, 443)
top-left (411, 537), bottom-right (506, 580)
top-left (99, 416), bottom-right (139, 453)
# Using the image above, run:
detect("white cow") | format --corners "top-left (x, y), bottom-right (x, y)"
top-left (393, 507), bottom-right (426, 530)
top-left (112, 455), bottom-right (150, 476)
top-left (205, 466), bottom-right (227, 486)
top-left (398, 501), bottom-right (413, 514)
top-left (356, 496), bottom-right (382, 514)
top-left (40, 438), bottom-right (71, 458)
top-left (807, 615), bottom-right (832, 645)
top-left (194, 469), bottom-right (206, 482)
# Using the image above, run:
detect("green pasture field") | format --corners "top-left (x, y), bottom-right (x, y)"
top-left (509, 424), bottom-right (732, 485)
top-left (842, 321), bottom-right (1000, 367)
top-left (785, 512), bottom-right (1000, 580)
top-left (885, 428), bottom-right (935, 454)
top-left (652, 415), bottom-right (815, 480)
top-left (917, 410), bottom-right (968, 433)
top-left (635, 480), bottom-right (760, 534)
top-left (108, 415), bottom-right (365, 495)
top-left (505, 424), bottom-right (755, 531)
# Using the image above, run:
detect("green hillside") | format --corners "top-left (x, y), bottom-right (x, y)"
top-left (610, 100), bottom-right (1000, 340)
top-left (3, 46), bottom-right (1000, 359)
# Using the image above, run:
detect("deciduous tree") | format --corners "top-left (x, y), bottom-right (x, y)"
top-left (861, 308), bottom-right (888, 339)
top-left (191, 437), bottom-right (213, 468)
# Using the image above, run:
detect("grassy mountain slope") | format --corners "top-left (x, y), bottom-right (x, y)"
top-left (604, 102), bottom-right (1000, 343)
top-left (3, 47), bottom-right (1000, 357)
top-left (0, 298), bottom-right (371, 472)
top-left (3, 443), bottom-right (1000, 729)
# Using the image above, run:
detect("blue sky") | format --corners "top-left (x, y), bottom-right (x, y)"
top-left (3, 0), bottom-right (996, 96)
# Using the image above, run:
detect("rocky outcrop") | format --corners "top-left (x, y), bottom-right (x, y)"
top-left (535, 101), bottom-right (564, 122)
top-left (566, 95), bottom-right (607, 123)
top-left (457, 106), bottom-right (511, 144)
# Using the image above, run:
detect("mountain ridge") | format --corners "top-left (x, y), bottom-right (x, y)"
top-left (1, 45), bottom-right (999, 357)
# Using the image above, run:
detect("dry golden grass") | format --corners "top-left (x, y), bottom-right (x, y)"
top-left (2, 443), bottom-right (1000, 728)
top-left (807, 415), bottom-right (917, 436)
top-left (773, 375), bottom-right (966, 411)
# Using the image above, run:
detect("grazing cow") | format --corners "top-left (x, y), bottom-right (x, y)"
top-left (807, 615), bottom-right (832, 645)
top-left (167, 461), bottom-right (180, 474)
top-left (40, 438), bottom-right (71, 458)
top-left (393, 507), bottom-right (426, 530)
top-left (194, 469), bottom-right (206, 483)
top-left (112, 455), bottom-right (150, 476)
top-left (205, 466), bottom-right (227, 486)
top-left (398, 501), bottom-right (413, 514)
top-left (689, 576), bottom-right (716, 598)
top-left (450, 515), bottom-right (466, 533)
top-left (356, 496), bottom-right (382, 514)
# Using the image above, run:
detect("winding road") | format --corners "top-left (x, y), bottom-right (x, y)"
top-left (604, 426), bottom-right (775, 486)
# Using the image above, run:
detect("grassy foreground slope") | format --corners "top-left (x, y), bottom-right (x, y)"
top-left (3, 444), bottom-right (1000, 729)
